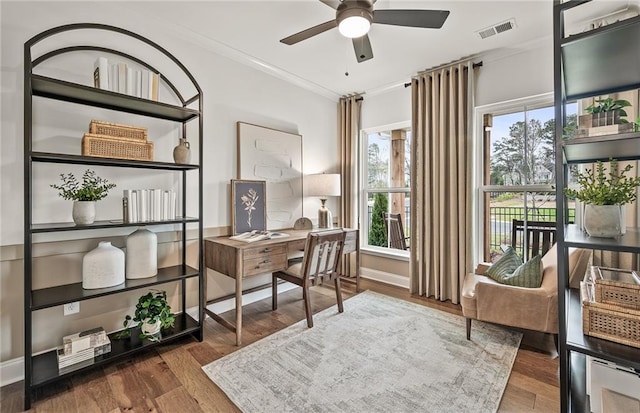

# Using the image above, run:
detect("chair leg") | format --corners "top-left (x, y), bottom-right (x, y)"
top-left (466, 318), bottom-right (471, 340)
top-left (334, 277), bottom-right (344, 313)
top-left (302, 284), bottom-right (313, 328)
top-left (553, 333), bottom-right (559, 353)
top-left (272, 274), bottom-right (278, 311)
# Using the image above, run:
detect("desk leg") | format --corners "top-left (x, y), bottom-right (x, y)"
top-left (235, 274), bottom-right (242, 346)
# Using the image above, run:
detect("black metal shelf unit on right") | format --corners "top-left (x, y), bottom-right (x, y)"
top-left (553, 1), bottom-right (640, 412)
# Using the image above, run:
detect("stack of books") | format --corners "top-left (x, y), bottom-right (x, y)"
top-left (57, 327), bottom-right (111, 374)
top-left (122, 188), bottom-right (178, 223)
top-left (93, 57), bottom-right (160, 100)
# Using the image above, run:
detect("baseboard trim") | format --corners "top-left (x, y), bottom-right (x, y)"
top-left (0, 356), bottom-right (23, 387)
top-left (360, 268), bottom-right (410, 289)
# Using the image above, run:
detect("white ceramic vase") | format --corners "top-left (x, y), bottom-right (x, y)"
top-left (126, 227), bottom-right (158, 279)
top-left (82, 241), bottom-right (125, 289)
top-left (583, 204), bottom-right (622, 238)
top-left (72, 201), bottom-right (96, 225)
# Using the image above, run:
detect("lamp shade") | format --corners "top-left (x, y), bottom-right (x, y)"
top-left (305, 173), bottom-right (341, 197)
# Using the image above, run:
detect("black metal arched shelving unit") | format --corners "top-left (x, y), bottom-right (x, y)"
top-left (553, 1), bottom-right (640, 411)
top-left (23, 23), bottom-right (204, 409)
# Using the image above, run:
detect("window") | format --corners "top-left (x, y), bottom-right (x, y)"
top-left (361, 124), bottom-right (411, 254)
top-left (479, 97), bottom-right (577, 262)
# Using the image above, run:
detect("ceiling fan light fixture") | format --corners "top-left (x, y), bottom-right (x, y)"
top-left (337, 6), bottom-right (373, 38)
top-left (339, 15), bottom-right (371, 38)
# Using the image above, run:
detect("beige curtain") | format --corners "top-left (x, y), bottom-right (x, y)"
top-left (410, 62), bottom-right (475, 303)
top-left (339, 95), bottom-right (362, 277)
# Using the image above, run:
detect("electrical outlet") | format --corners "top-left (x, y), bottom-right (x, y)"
top-left (63, 302), bottom-right (80, 316)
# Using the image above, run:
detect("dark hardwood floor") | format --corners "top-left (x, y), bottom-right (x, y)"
top-left (1, 279), bottom-right (559, 412)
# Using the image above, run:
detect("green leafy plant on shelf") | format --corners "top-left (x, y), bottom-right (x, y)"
top-left (50, 169), bottom-right (116, 201)
top-left (114, 290), bottom-right (175, 342)
top-left (585, 98), bottom-right (632, 120)
top-left (564, 159), bottom-right (640, 205)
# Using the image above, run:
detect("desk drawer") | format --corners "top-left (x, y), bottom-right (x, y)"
top-left (244, 253), bottom-right (287, 277)
top-left (244, 245), bottom-right (286, 260)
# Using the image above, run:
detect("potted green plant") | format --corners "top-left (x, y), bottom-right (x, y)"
top-left (581, 98), bottom-right (632, 127)
top-left (115, 290), bottom-right (175, 342)
top-left (50, 169), bottom-right (116, 225)
top-left (564, 159), bottom-right (640, 238)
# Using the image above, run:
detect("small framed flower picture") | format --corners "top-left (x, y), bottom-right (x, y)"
top-left (231, 179), bottom-right (267, 235)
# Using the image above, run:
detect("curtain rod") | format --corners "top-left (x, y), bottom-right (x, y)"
top-left (403, 61), bottom-right (483, 88)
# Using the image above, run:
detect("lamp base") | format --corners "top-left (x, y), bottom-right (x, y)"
top-left (318, 199), bottom-right (333, 229)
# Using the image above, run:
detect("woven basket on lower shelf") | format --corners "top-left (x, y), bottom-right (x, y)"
top-left (89, 120), bottom-right (148, 141)
top-left (82, 133), bottom-right (153, 161)
top-left (581, 282), bottom-right (640, 348)
top-left (595, 279), bottom-right (640, 311)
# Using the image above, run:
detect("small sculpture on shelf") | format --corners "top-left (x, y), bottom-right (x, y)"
top-left (114, 290), bottom-right (175, 342)
top-left (50, 169), bottom-right (116, 225)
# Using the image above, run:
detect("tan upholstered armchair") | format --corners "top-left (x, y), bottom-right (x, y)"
top-left (461, 245), bottom-right (592, 347)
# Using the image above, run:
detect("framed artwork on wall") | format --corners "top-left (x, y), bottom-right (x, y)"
top-left (231, 179), bottom-right (267, 235)
top-left (237, 122), bottom-right (302, 230)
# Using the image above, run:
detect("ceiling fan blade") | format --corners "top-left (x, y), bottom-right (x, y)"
top-left (353, 34), bottom-right (373, 63)
top-left (280, 20), bottom-right (338, 45)
top-left (319, 0), bottom-right (342, 9)
top-left (373, 9), bottom-right (450, 29)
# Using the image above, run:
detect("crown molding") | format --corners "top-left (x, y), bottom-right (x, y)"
top-left (128, 4), bottom-right (340, 102)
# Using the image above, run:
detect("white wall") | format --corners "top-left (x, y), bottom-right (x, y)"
top-left (0, 2), bottom-right (338, 365)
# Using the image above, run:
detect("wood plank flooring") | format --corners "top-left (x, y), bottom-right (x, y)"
top-left (1, 279), bottom-right (559, 412)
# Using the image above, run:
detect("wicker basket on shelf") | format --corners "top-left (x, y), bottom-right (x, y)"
top-left (589, 265), bottom-right (640, 310)
top-left (82, 133), bottom-right (153, 161)
top-left (581, 281), bottom-right (640, 348)
top-left (89, 120), bottom-right (147, 141)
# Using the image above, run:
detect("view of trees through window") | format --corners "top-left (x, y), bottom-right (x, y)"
top-left (484, 103), bottom-right (577, 261)
top-left (363, 128), bottom-right (411, 251)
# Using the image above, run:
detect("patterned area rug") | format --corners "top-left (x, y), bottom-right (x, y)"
top-left (202, 290), bottom-right (521, 413)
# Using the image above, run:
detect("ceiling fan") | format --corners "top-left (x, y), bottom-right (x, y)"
top-left (280, 0), bottom-right (450, 63)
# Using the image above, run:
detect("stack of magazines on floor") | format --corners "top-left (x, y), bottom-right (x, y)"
top-left (56, 327), bottom-right (111, 374)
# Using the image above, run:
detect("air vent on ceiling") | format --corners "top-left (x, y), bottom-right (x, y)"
top-left (476, 18), bottom-right (517, 39)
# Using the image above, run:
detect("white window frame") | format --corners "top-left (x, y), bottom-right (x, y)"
top-left (360, 121), bottom-right (411, 260)
top-left (474, 92), bottom-right (556, 264)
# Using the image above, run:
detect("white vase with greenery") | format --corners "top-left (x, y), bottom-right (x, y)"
top-left (50, 169), bottom-right (116, 225)
top-left (565, 159), bottom-right (640, 238)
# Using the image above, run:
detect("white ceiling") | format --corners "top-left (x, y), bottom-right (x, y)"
top-left (134, 0), bottom-right (637, 99)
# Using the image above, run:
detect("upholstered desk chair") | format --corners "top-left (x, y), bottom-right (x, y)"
top-left (272, 229), bottom-right (346, 327)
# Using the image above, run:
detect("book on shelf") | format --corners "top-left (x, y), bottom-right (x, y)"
top-left (230, 230), bottom-right (289, 243)
top-left (117, 62), bottom-right (127, 94)
top-left (93, 57), bottom-right (109, 90)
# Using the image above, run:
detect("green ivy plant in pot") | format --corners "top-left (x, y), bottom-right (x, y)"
top-left (564, 159), bottom-right (640, 238)
top-left (114, 290), bottom-right (175, 342)
top-left (50, 169), bottom-right (116, 225)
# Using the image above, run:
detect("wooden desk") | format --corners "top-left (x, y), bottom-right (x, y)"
top-left (204, 228), bottom-right (359, 345)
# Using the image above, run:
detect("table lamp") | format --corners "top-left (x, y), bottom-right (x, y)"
top-left (305, 173), bottom-right (341, 229)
